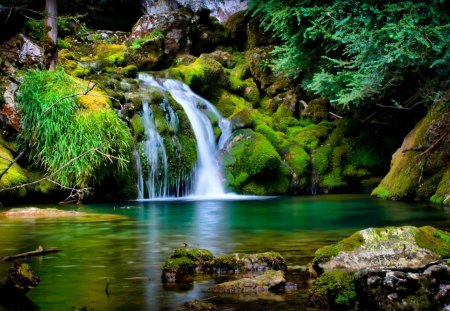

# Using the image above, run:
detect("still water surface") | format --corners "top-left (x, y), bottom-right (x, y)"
top-left (0, 195), bottom-right (449, 310)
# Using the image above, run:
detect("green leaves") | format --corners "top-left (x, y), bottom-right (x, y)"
top-left (250, 0), bottom-right (450, 107)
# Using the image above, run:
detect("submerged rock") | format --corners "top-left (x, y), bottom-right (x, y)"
top-left (162, 248), bottom-right (287, 283)
top-left (208, 270), bottom-right (285, 294)
top-left (175, 300), bottom-right (220, 311)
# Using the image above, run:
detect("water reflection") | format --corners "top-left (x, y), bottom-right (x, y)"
top-left (0, 195), bottom-right (448, 310)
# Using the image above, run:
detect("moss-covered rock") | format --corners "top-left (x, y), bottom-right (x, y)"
top-left (208, 270), bottom-right (285, 294)
top-left (373, 103), bottom-right (450, 204)
top-left (312, 226), bottom-right (450, 274)
top-left (302, 96), bottom-right (330, 123)
top-left (0, 143), bottom-right (27, 197)
top-left (211, 89), bottom-right (251, 119)
top-left (245, 46), bottom-right (277, 88)
top-left (307, 270), bottom-right (357, 310)
top-left (212, 252), bottom-right (287, 274)
top-left (169, 54), bottom-right (229, 95)
top-left (221, 129), bottom-right (283, 193)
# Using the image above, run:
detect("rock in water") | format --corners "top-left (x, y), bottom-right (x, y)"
top-left (312, 226), bottom-right (449, 273)
top-left (308, 226), bottom-right (450, 310)
top-left (208, 270), bottom-right (285, 293)
top-left (0, 263), bottom-right (40, 297)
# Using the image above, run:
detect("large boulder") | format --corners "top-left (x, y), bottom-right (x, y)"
top-left (0, 34), bottom-right (43, 68)
top-left (308, 226), bottom-right (450, 311)
top-left (373, 102), bottom-right (450, 205)
top-left (142, 0), bottom-right (248, 22)
top-left (128, 8), bottom-right (228, 58)
top-left (312, 226), bottom-right (450, 274)
top-left (221, 129), bottom-right (289, 194)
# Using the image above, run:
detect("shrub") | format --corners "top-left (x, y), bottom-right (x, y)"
top-left (17, 69), bottom-right (132, 192)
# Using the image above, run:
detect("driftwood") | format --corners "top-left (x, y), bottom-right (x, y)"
top-left (1, 246), bottom-right (61, 262)
top-left (0, 262), bottom-right (40, 297)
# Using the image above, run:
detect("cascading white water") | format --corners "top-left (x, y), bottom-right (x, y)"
top-left (136, 73), bottom-right (232, 198)
top-left (140, 101), bottom-right (169, 199)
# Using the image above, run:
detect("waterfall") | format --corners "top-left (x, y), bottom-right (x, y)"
top-left (135, 73), bottom-right (232, 199)
top-left (138, 101), bottom-right (169, 198)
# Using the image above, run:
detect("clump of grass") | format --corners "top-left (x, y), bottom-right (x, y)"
top-left (17, 68), bottom-right (132, 191)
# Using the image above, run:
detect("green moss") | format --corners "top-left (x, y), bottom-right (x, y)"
top-left (130, 114), bottom-right (145, 140)
top-left (243, 165), bottom-right (290, 195)
top-left (229, 75), bottom-right (245, 94)
top-left (129, 30), bottom-right (164, 50)
top-left (25, 171), bottom-right (56, 194)
top-left (120, 65), bottom-right (138, 78)
top-left (211, 89), bottom-right (251, 118)
top-left (433, 167), bottom-right (450, 206)
top-left (284, 144), bottom-right (310, 177)
top-left (170, 54), bottom-right (229, 94)
top-left (231, 63), bottom-right (251, 80)
top-left (222, 129), bottom-right (282, 192)
top-left (163, 257), bottom-right (195, 272)
top-left (171, 248), bottom-right (214, 262)
top-left (0, 144), bottom-right (28, 196)
top-left (415, 226), bottom-right (450, 257)
top-left (372, 104), bottom-right (443, 200)
top-left (242, 78), bottom-right (261, 104)
top-left (288, 122), bottom-right (334, 152)
top-left (309, 270), bottom-right (357, 310)
top-left (313, 232), bottom-right (365, 264)
top-left (254, 123), bottom-right (281, 150)
top-left (430, 194), bottom-right (444, 205)
top-left (312, 146), bottom-right (332, 175)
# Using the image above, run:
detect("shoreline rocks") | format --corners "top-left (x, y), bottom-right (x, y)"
top-left (308, 226), bottom-right (450, 310)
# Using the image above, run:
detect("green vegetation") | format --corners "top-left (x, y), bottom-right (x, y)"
top-left (250, 0), bottom-right (450, 107)
top-left (415, 226), bottom-right (450, 258)
top-left (129, 30), bottom-right (164, 50)
top-left (309, 270), bottom-right (357, 310)
top-left (163, 257), bottom-right (195, 272)
top-left (313, 232), bottom-right (364, 264)
top-left (17, 69), bottom-right (132, 192)
top-left (170, 248), bottom-right (214, 262)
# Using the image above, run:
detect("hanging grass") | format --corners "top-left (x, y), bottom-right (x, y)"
top-left (17, 68), bottom-right (132, 191)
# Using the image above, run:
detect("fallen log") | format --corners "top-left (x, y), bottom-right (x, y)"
top-left (1, 246), bottom-right (61, 262)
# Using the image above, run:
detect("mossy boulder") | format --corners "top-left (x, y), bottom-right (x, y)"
top-left (307, 270), bottom-right (357, 310)
top-left (211, 89), bottom-right (251, 119)
top-left (302, 96), bottom-right (330, 123)
top-left (245, 46), bottom-right (277, 88)
top-left (312, 226), bottom-right (450, 274)
top-left (221, 129), bottom-right (283, 193)
top-left (169, 54), bottom-right (229, 95)
top-left (373, 103), bottom-right (450, 204)
top-left (212, 252), bottom-right (287, 274)
top-left (284, 144), bottom-right (311, 192)
top-left (208, 270), bottom-right (285, 294)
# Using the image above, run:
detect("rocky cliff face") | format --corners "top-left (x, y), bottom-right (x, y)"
top-left (142, 0), bottom-right (248, 21)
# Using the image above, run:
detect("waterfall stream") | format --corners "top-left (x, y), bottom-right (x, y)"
top-left (135, 73), bottom-right (232, 199)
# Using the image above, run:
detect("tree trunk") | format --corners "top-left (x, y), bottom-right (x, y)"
top-left (44, 0), bottom-right (58, 70)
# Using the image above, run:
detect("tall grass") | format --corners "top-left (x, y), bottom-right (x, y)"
top-left (18, 69), bottom-right (132, 190)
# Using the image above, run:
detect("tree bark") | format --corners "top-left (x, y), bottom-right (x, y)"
top-left (44, 0), bottom-right (58, 70)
